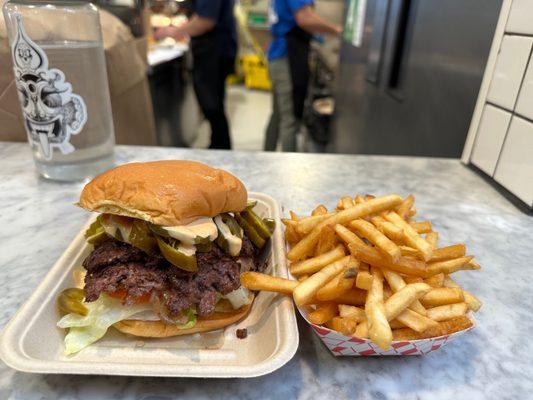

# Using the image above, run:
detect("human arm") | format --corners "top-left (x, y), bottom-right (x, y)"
top-left (294, 5), bottom-right (342, 35)
top-left (154, 14), bottom-right (215, 41)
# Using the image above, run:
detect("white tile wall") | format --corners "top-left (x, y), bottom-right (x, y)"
top-left (515, 57), bottom-right (533, 120)
top-left (506, 0), bottom-right (533, 35)
top-left (471, 104), bottom-right (512, 176)
top-left (494, 116), bottom-right (533, 206)
top-left (487, 35), bottom-right (532, 110)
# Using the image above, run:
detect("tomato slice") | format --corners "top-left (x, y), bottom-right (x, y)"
top-left (108, 289), bottom-right (151, 304)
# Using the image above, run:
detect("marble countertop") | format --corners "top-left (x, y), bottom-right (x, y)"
top-left (1, 142), bottom-right (532, 400)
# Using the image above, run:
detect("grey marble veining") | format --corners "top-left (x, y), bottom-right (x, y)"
top-left (0, 142), bottom-right (532, 400)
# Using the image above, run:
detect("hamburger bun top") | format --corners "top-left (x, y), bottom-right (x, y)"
top-left (78, 160), bottom-right (247, 226)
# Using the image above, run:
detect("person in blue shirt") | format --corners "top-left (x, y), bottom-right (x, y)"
top-left (265, 1), bottom-right (341, 151)
top-left (156, 0), bottom-right (236, 149)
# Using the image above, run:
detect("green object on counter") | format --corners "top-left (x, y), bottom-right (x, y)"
top-left (156, 236), bottom-right (197, 272)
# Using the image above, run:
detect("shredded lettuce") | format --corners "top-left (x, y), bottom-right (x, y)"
top-left (178, 307), bottom-right (197, 329)
top-left (57, 294), bottom-right (152, 355)
top-left (57, 294), bottom-right (199, 355)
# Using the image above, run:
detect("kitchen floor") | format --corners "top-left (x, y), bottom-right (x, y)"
top-left (192, 85), bottom-right (271, 151)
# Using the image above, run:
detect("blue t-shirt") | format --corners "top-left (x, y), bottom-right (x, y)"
top-left (268, 0), bottom-right (314, 60)
top-left (194, 0), bottom-right (237, 58)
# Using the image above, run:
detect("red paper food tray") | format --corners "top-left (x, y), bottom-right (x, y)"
top-left (301, 308), bottom-right (476, 356)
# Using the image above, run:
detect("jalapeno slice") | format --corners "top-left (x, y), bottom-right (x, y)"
top-left (129, 221), bottom-right (158, 254)
top-left (215, 233), bottom-right (231, 255)
top-left (84, 216), bottom-right (108, 245)
top-left (246, 200), bottom-right (258, 210)
top-left (156, 236), bottom-right (197, 272)
top-left (194, 236), bottom-right (213, 252)
top-left (148, 223), bottom-right (171, 238)
top-left (235, 213), bottom-right (266, 249)
top-left (220, 213), bottom-right (243, 238)
top-left (57, 288), bottom-right (88, 316)
top-left (263, 218), bottom-right (276, 233)
top-left (242, 210), bottom-right (272, 239)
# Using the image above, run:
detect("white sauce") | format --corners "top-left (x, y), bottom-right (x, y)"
top-left (101, 215), bottom-right (132, 241)
top-left (178, 243), bottom-right (196, 257)
top-left (163, 217), bottom-right (218, 245)
top-left (223, 287), bottom-right (252, 309)
top-left (214, 215), bottom-right (242, 256)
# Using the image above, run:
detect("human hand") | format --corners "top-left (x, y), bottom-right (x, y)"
top-left (154, 25), bottom-right (187, 42)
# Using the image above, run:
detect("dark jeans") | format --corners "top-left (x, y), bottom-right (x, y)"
top-left (192, 38), bottom-right (234, 150)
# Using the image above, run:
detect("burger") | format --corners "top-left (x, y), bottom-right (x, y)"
top-left (56, 160), bottom-right (274, 354)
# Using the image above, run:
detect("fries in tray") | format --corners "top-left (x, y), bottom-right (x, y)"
top-left (241, 194), bottom-right (481, 355)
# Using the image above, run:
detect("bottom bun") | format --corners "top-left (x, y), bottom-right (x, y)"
top-left (113, 302), bottom-right (253, 338)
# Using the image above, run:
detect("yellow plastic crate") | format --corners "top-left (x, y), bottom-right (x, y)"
top-left (242, 54), bottom-right (272, 91)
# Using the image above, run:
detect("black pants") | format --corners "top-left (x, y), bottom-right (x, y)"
top-left (191, 37), bottom-right (234, 150)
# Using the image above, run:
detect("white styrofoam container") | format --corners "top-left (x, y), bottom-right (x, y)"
top-left (0, 192), bottom-right (299, 378)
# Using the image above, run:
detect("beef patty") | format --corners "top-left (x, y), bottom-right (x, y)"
top-left (83, 237), bottom-right (260, 317)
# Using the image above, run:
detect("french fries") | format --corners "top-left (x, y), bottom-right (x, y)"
top-left (420, 287), bottom-right (464, 307)
top-left (355, 270), bottom-right (373, 290)
top-left (392, 316), bottom-right (473, 340)
top-left (316, 265), bottom-right (357, 301)
top-left (337, 196), bottom-right (355, 210)
top-left (403, 276), bottom-right (424, 284)
top-left (384, 212), bottom-right (433, 261)
top-left (245, 193), bottom-right (482, 352)
top-left (397, 195), bottom-right (415, 219)
top-left (382, 269), bottom-right (427, 316)
top-left (330, 288), bottom-right (367, 306)
top-left (395, 308), bottom-right (438, 332)
top-left (338, 305), bottom-right (366, 321)
top-left (295, 213), bottom-right (336, 235)
top-left (426, 256), bottom-right (476, 277)
top-left (366, 267), bottom-right (393, 350)
top-left (290, 245), bottom-right (345, 275)
top-left (371, 216), bottom-right (404, 242)
top-left (312, 204), bottom-right (328, 216)
top-left (240, 272), bottom-right (298, 295)
top-left (429, 244), bottom-right (466, 262)
top-left (293, 257), bottom-right (350, 306)
top-left (426, 231), bottom-right (439, 250)
top-left (348, 241), bottom-right (427, 277)
top-left (424, 273), bottom-right (445, 288)
top-left (287, 195), bottom-right (403, 261)
top-left (410, 221), bottom-right (432, 234)
top-left (315, 225), bottom-right (338, 256)
top-left (426, 303), bottom-right (468, 321)
top-left (327, 316), bottom-right (358, 336)
top-left (350, 219), bottom-right (401, 263)
top-left (308, 302), bottom-right (338, 325)
top-left (443, 276), bottom-right (483, 311)
top-left (384, 283), bottom-right (431, 320)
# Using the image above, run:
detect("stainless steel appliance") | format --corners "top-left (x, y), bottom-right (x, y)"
top-left (332, 0), bottom-right (503, 157)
